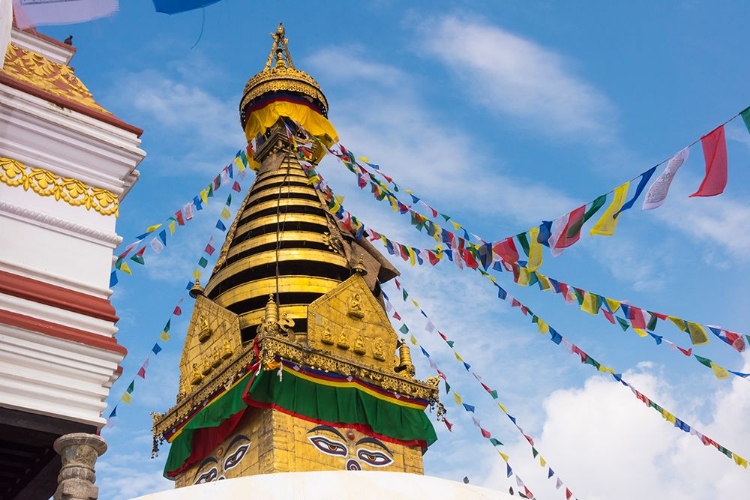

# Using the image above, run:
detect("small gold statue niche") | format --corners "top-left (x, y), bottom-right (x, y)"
top-left (222, 339), bottom-right (233, 360)
top-left (198, 313), bottom-right (212, 343)
top-left (347, 292), bottom-right (365, 319)
top-left (337, 331), bottom-right (350, 350)
top-left (191, 363), bottom-right (203, 385)
top-left (211, 347), bottom-right (222, 368)
top-left (353, 334), bottom-right (366, 355)
top-left (321, 322), bottom-right (334, 345)
top-left (201, 358), bottom-right (213, 376)
top-left (394, 339), bottom-right (415, 377)
top-left (372, 337), bottom-right (385, 361)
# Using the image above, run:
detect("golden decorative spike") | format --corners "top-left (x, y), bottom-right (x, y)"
top-left (396, 340), bottom-right (415, 377)
top-left (189, 278), bottom-right (204, 298)
top-left (352, 255), bottom-right (367, 276)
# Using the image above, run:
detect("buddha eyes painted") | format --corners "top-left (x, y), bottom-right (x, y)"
top-left (309, 436), bottom-right (348, 456)
top-left (192, 435), bottom-right (251, 485)
top-left (357, 448), bottom-right (393, 467)
top-left (306, 425), bottom-right (394, 470)
top-left (224, 443), bottom-right (250, 470)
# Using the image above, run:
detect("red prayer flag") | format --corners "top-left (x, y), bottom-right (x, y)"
top-left (492, 238), bottom-right (520, 264)
top-left (205, 243), bottom-right (215, 256)
top-left (690, 125), bottom-right (728, 197)
top-left (676, 345), bottom-right (693, 357)
top-left (392, 312), bottom-right (401, 321)
top-left (629, 306), bottom-right (647, 329)
top-left (394, 279), bottom-right (401, 290)
top-left (602, 310), bottom-right (615, 324)
top-left (137, 367), bottom-right (146, 379)
top-left (566, 488), bottom-right (573, 500)
top-left (173, 306), bottom-right (182, 316)
top-left (480, 428), bottom-right (491, 439)
top-left (426, 250), bottom-right (440, 266)
top-left (232, 181), bottom-right (242, 192)
top-left (444, 419), bottom-right (453, 432)
top-left (174, 210), bottom-right (185, 226)
top-left (555, 205), bottom-right (586, 249)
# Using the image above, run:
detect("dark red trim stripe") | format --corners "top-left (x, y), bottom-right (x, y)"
top-left (0, 270), bottom-right (118, 323)
top-left (0, 308), bottom-right (127, 356)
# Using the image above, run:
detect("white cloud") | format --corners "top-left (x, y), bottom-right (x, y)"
top-left (416, 15), bottom-right (617, 143)
top-left (480, 359), bottom-right (750, 499)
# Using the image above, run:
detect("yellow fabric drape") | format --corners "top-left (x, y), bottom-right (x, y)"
top-left (526, 226), bottom-right (543, 271)
top-left (244, 100), bottom-right (339, 168)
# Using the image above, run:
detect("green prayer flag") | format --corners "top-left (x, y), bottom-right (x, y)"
top-left (489, 390), bottom-right (498, 399)
top-left (694, 354), bottom-right (713, 368)
top-left (126, 381), bottom-right (135, 394)
top-left (490, 438), bottom-right (503, 447)
top-left (516, 232), bottom-right (530, 256)
top-left (445, 382), bottom-right (451, 394)
top-left (164, 319), bottom-right (171, 332)
top-left (399, 324), bottom-right (409, 334)
top-left (647, 313), bottom-right (658, 331)
top-left (616, 317), bottom-right (630, 331)
top-left (718, 445), bottom-right (733, 458)
top-left (649, 401), bottom-right (663, 413)
top-left (403, 289), bottom-right (408, 301)
top-left (532, 447), bottom-right (538, 458)
top-left (198, 257), bottom-right (208, 268)
top-left (741, 107), bottom-right (750, 135)
top-left (528, 272), bottom-right (539, 287)
top-left (130, 254), bottom-right (145, 265)
top-left (446, 340), bottom-right (455, 348)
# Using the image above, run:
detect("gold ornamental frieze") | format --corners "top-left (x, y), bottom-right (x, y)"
top-left (2, 44), bottom-right (109, 114)
top-left (155, 331), bottom-right (438, 438)
top-left (307, 274), bottom-right (399, 372)
top-left (0, 157), bottom-right (119, 216)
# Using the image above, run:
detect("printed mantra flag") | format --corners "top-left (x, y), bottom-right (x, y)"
top-left (643, 147), bottom-right (690, 210)
top-left (13, 0), bottom-right (118, 29)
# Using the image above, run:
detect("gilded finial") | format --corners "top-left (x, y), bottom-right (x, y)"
top-left (395, 339), bottom-right (415, 377)
top-left (352, 255), bottom-right (367, 276)
top-left (189, 278), bottom-right (204, 298)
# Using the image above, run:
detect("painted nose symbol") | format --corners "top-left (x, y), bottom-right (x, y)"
top-left (345, 459), bottom-right (361, 470)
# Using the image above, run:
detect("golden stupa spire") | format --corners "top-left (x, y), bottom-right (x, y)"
top-left (264, 23), bottom-right (295, 71)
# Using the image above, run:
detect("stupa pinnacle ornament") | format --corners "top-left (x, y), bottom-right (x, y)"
top-left (153, 24), bottom-right (439, 487)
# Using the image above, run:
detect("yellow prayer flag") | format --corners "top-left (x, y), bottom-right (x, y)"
top-left (410, 334), bottom-right (417, 346)
top-left (406, 247), bottom-right (416, 266)
top-left (536, 318), bottom-right (549, 334)
top-left (454, 352), bottom-right (463, 362)
top-left (450, 221), bottom-right (462, 231)
top-left (498, 403), bottom-right (507, 413)
top-left (120, 262), bottom-right (132, 275)
top-left (234, 156), bottom-right (245, 172)
top-left (540, 457), bottom-right (547, 467)
top-left (605, 298), bottom-right (621, 314)
top-left (668, 316), bottom-right (686, 332)
top-left (733, 454), bottom-right (748, 468)
top-left (711, 363), bottom-right (730, 380)
top-left (686, 322), bottom-right (709, 345)
top-left (537, 273), bottom-right (551, 291)
top-left (146, 224), bottom-right (162, 233)
top-left (168, 221), bottom-right (176, 235)
top-left (193, 269), bottom-right (202, 280)
top-left (160, 331), bottom-right (171, 341)
top-left (581, 292), bottom-right (598, 315)
top-left (526, 226), bottom-right (543, 271)
top-left (358, 156), bottom-right (370, 163)
top-left (453, 392), bottom-right (462, 406)
top-left (662, 411), bottom-right (677, 424)
top-left (516, 267), bottom-right (530, 286)
top-left (598, 365), bottom-right (614, 374)
top-left (221, 207), bottom-right (231, 219)
top-left (121, 393), bottom-right (132, 405)
top-left (200, 189), bottom-right (209, 204)
top-left (411, 299), bottom-right (419, 308)
top-left (633, 327), bottom-right (648, 337)
top-left (590, 182), bottom-right (630, 236)
top-left (499, 452), bottom-right (509, 462)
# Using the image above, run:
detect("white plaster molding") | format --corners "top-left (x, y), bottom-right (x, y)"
top-left (10, 27), bottom-right (74, 65)
top-left (0, 200), bottom-right (122, 247)
top-left (0, 87), bottom-right (145, 197)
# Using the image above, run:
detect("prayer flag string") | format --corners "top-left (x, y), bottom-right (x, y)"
top-left (105, 186), bottom-right (245, 430)
top-left (110, 147), bottom-right (252, 287)
top-left (384, 289), bottom-right (576, 499)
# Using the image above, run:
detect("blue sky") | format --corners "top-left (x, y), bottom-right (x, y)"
top-left (37, 1), bottom-right (750, 498)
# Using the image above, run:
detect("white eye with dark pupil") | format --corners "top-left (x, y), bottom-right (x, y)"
top-left (309, 436), bottom-right (348, 456)
top-left (224, 444), bottom-right (249, 470)
top-left (194, 467), bottom-right (218, 484)
top-left (357, 449), bottom-right (393, 467)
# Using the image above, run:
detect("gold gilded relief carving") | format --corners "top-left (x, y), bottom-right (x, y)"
top-left (3, 44), bottom-right (109, 113)
top-left (347, 292), bottom-right (365, 319)
top-left (0, 157), bottom-right (119, 216)
top-left (353, 335), bottom-right (366, 355)
top-left (336, 331), bottom-right (349, 350)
